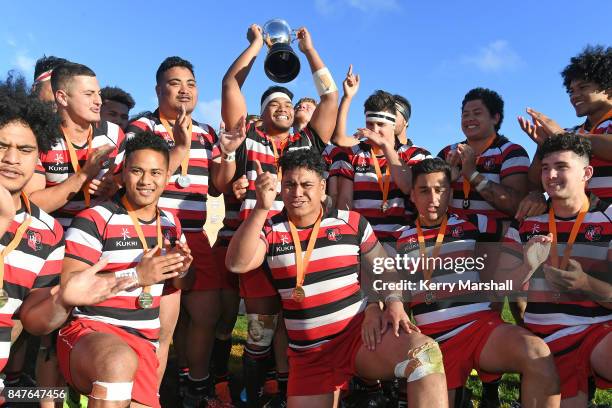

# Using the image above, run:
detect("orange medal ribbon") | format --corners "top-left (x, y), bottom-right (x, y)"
top-left (270, 136), bottom-right (289, 179)
top-left (62, 125), bottom-right (93, 206)
top-left (370, 150), bottom-right (391, 212)
top-left (159, 114), bottom-right (193, 185)
top-left (288, 208), bottom-right (323, 303)
top-left (120, 196), bottom-right (162, 306)
top-left (0, 194), bottom-right (33, 278)
top-left (579, 108), bottom-right (612, 134)
top-left (416, 215), bottom-right (448, 304)
top-left (547, 197), bottom-right (589, 270)
top-left (461, 135), bottom-right (496, 209)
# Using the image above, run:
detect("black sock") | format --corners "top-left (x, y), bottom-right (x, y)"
top-left (277, 372), bottom-right (288, 397)
top-left (212, 337), bottom-right (232, 378)
top-left (187, 374), bottom-right (212, 398)
top-left (482, 379), bottom-right (500, 402)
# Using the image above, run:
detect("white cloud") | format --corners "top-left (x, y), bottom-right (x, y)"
top-left (461, 40), bottom-right (523, 72)
top-left (197, 99), bottom-right (222, 128)
top-left (6, 38), bottom-right (16, 47)
top-left (315, 0), bottom-right (399, 15)
top-left (13, 53), bottom-right (36, 75)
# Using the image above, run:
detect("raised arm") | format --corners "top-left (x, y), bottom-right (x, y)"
top-left (225, 160), bottom-right (273, 273)
top-left (332, 65), bottom-right (360, 147)
top-left (296, 27), bottom-right (338, 143)
top-left (222, 24), bottom-right (264, 131)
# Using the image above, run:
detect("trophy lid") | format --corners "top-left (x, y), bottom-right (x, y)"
top-left (263, 19), bottom-right (292, 45)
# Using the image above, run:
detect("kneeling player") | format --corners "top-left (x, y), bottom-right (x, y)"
top-left (29, 133), bottom-right (191, 407)
top-left (389, 158), bottom-right (560, 407)
top-left (226, 149), bottom-right (448, 407)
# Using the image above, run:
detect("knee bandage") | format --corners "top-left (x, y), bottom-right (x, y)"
top-left (394, 342), bottom-right (444, 382)
top-left (89, 381), bottom-right (133, 401)
top-left (246, 314), bottom-right (278, 347)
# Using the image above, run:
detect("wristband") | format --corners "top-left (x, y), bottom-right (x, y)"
top-left (469, 170), bottom-right (480, 183)
top-left (475, 178), bottom-right (489, 193)
top-left (312, 67), bottom-right (337, 96)
top-left (384, 294), bottom-right (403, 305)
top-left (115, 268), bottom-right (140, 289)
top-left (222, 151), bottom-right (236, 162)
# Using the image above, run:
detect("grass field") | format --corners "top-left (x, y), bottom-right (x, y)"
top-left (63, 301), bottom-right (612, 407)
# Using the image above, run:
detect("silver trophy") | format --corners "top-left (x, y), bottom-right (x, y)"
top-left (262, 19), bottom-right (301, 83)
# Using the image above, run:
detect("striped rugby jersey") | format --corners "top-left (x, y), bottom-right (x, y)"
top-left (216, 123), bottom-right (326, 245)
top-left (260, 207), bottom-right (377, 351)
top-left (0, 198), bottom-right (64, 370)
top-left (393, 213), bottom-right (501, 341)
top-left (437, 135), bottom-right (530, 221)
top-left (503, 200), bottom-right (612, 346)
top-left (568, 114), bottom-right (612, 200)
top-left (36, 121), bottom-right (125, 229)
top-left (126, 110), bottom-right (220, 232)
top-left (329, 141), bottom-right (431, 240)
top-left (64, 196), bottom-right (184, 346)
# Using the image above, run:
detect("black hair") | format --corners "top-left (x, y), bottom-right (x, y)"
top-left (561, 45), bottom-right (612, 93)
top-left (411, 158), bottom-right (452, 186)
top-left (125, 131), bottom-right (170, 167)
top-left (0, 72), bottom-right (62, 153)
top-left (260, 86), bottom-right (294, 106)
top-left (155, 56), bottom-right (195, 84)
top-left (393, 94), bottom-right (412, 122)
top-left (461, 87), bottom-right (504, 131)
top-left (364, 90), bottom-right (396, 114)
top-left (537, 132), bottom-right (592, 162)
top-left (50, 62), bottom-right (96, 94)
top-left (101, 86), bottom-right (135, 110)
top-left (279, 149), bottom-right (326, 179)
top-left (33, 55), bottom-right (69, 80)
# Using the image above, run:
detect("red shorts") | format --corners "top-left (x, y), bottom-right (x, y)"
top-left (57, 319), bottom-right (160, 408)
top-left (287, 314), bottom-right (364, 396)
top-left (209, 244), bottom-right (240, 291)
top-left (546, 321), bottom-right (612, 398)
top-left (239, 265), bottom-right (277, 298)
top-left (185, 231), bottom-right (217, 291)
top-left (431, 311), bottom-right (503, 389)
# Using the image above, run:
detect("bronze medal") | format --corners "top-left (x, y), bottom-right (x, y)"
top-left (138, 292), bottom-right (154, 309)
top-left (0, 289), bottom-right (8, 308)
top-left (292, 286), bottom-right (305, 303)
top-left (462, 199), bottom-right (470, 209)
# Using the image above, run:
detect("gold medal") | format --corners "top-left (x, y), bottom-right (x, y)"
top-left (138, 292), bottom-right (154, 309)
top-left (292, 286), bottom-right (305, 303)
top-left (0, 289), bottom-right (8, 308)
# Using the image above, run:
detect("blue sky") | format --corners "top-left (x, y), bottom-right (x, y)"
top-left (2, 0), bottom-right (610, 158)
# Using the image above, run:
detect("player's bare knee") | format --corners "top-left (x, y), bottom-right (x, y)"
top-left (92, 342), bottom-right (138, 381)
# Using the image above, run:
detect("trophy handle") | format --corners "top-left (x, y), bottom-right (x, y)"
top-left (290, 29), bottom-right (299, 42)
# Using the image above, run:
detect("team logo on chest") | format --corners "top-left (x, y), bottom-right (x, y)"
top-left (482, 157), bottom-right (496, 172)
top-left (55, 153), bottom-right (64, 166)
top-left (116, 228), bottom-right (138, 248)
top-left (27, 230), bottom-right (42, 251)
top-left (451, 225), bottom-right (464, 239)
top-left (584, 225), bottom-right (602, 242)
top-left (275, 233), bottom-right (294, 253)
top-left (326, 227), bottom-right (342, 242)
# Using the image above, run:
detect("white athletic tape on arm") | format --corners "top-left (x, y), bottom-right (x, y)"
top-left (313, 67), bottom-right (337, 96)
top-left (89, 381), bottom-right (133, 401)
